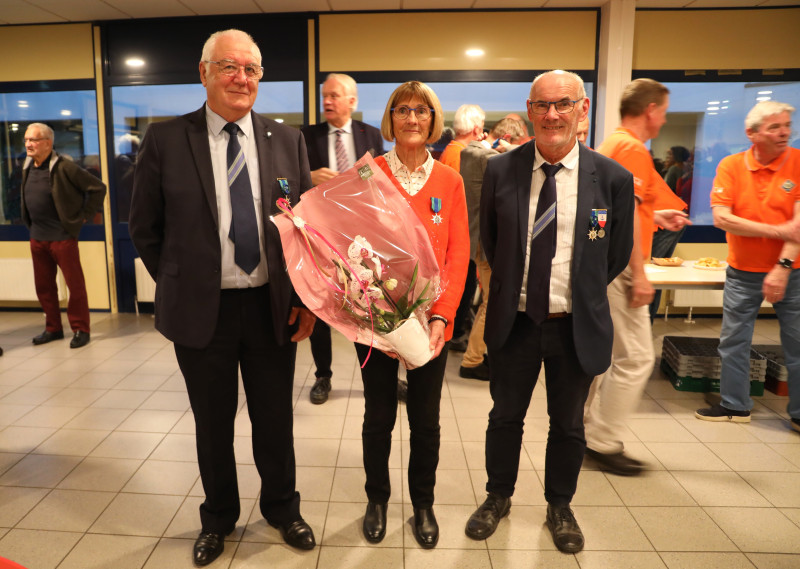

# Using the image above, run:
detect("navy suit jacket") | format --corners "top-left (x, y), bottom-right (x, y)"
top-left (480, 141), bottom-right (634, 376)
top-left (130, 105), bottom-right (311, 349)
top-left (300, 119), bottom-right (384, 171)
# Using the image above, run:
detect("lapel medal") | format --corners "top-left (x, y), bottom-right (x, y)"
top-left (278, 178), bottom-right (291, 205)
top-left (588, 209), bottom-right (599, 241)
top-left (431, 197), bottom-right (443, 225)
top-left (596, 209), bottom-right (607, 238)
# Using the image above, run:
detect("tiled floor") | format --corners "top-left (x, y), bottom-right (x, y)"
top-left (0, 311), bottom-right (798, 569)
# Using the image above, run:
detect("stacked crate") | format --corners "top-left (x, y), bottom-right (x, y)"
top-left (752, 345), bottom-right (788, 396)
top-left (661, 336), bottom-right (766, 396)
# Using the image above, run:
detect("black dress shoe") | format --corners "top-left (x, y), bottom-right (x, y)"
top-left (69, 330), bottom-right (90, 349)
top-left (363, 502), bottom-right (387, 543)
top-left (412, 507), bottom-right (439, 549)
top-left (193, 528), bottom-right (232, 567)
top-left (465, 492), bottom-right (511, 540)
top-left (546, 503), bottom-right (584, 554)
top-left (397, 378), bottom-right (408, 403)
top-left (459, 361), bottom-right (490, 381)
top-left (585, 448), bottom-right (645, 476)
top-left (32, 330), bottom-right (64, 345)
top-left (310, 376), bottom-right (331, 404)
top-left (269, 518), bottom-right (316, 550)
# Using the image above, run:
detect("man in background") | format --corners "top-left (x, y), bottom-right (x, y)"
top-left (696, 101), bottom-right (800, 432)
top-left (301, 73), bottom-right (384, 404)
top-left (21, 122), bottom-right (106, 349)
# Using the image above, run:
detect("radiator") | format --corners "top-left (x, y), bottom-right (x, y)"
top-left (0, 258), bottom-right (67, 301)
top-left (134, 257), bottom-right (156, 303)
top-left (673, 289), bottom-right (770, 308)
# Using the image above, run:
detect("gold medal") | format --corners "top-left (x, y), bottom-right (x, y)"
top-left (588, 229), bottom-right (598, 241)
top-left (597, 228), bottom-right (606, 238)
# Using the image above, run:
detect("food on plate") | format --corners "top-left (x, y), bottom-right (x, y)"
top-left (695, 257), bottom-right (723, 268)
top-left (651, 256), bottom-right (684, 266)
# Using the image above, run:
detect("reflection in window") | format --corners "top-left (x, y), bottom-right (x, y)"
top-left (327, 81), bottom-right (595, 153)
top-left (110, 81), bottom-right (303, 221)
top-left (649, 81), bottom-right (800, 225)
top-left (0, 90), bottom-right (101, 226)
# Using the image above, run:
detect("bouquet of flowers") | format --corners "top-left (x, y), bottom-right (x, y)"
top-left (272, 153), bottom-right (441, 368)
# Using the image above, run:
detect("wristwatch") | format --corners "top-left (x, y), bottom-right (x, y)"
top-left (777, 258), bottom-right (795, 269)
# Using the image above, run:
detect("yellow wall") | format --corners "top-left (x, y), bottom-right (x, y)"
top-left (319, 11), bottom-right (597, 72)
top-left (634, 9), bottom-right (800, 70)
top-left (0, 23), bottom-right (95, 81)
top-left (0, 241), bottom-right (111, 310)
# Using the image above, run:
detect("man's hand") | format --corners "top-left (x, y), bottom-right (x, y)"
top-left (429, 319), bottom-right (446, 359)
top-left (654, 209), bottom-right (691, 232)
top-left (289, 307), bottom-right (316, 342)
top-left (777, 216), bottom-right (800, 243)
top-left (763, 266), bottom-right (790, 304)
top-left (630, 273), bottom-right (655, 308)
top-left (310, 167), bottom-right (339, 187)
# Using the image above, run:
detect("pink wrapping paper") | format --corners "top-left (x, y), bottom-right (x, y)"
top-left (273, 153), bottom-right (441, 362)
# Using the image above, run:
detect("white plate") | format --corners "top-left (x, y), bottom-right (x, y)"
top-left (693, 261), bottom-right (727, 271)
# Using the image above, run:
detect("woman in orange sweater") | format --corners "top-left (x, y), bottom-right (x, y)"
top-left (357, 81), bottom-right (469, 548)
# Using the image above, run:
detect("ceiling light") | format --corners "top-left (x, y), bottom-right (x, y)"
top-left (465, 48), bottom-right (484, 57)
top-left (60, 110), bottom-right (72, 116)
top-left (707, 101), bottom-right (720, 105)
top-left (707, 107), bottom-right (720, 111)
top-left (274, 118), bottom-right (284, 123)
top-left (18, 101), bottom-right (28, 108)
top-left (756, 96), bottom-right (771, 101)
top-left (126, 58), bottom-right (145, 68)
top-left (757, 90), bottom-right (773, 95)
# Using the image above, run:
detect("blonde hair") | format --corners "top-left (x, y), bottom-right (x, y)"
top-left (380, 81), bottom-right (444, 144)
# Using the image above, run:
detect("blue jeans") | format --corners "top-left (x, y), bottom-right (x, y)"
top-left (719, 267), bottom-right (800, 419)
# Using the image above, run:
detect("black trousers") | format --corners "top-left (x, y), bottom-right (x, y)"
top-left (485, 313), bottom-right (594, 505)
top-left (174, 285), bottom-right (300, 533)
top-left (453, 259), bottom-right (477, 337)
top-left (355, 343), bottom-right (448, 508)
top-left (309, 319), bottom-right (332, 379)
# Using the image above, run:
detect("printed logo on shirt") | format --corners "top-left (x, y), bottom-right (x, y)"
top-left (782, 179), bottom-right (796, 192)
top-left (713, 185), bottom-right (725, 193)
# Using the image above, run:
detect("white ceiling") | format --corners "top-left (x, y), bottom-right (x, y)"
top-left (1, 0), bottom-right (797, 25)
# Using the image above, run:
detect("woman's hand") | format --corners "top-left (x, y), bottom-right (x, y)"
top-left (429, 319), bottom-right (447, 359)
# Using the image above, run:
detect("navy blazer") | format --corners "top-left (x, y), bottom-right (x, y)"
top-left (480, 141), bottom-right (634, 376)
top-left (300, 119), bottom-right (384, 171)
top-left (130, 105), bottom-right (312, 349)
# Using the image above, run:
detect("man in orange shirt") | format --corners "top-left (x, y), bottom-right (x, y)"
top-left (585, 79), bottom-right (689, 476)
top-left (696, 101), bottom-right (800, 430)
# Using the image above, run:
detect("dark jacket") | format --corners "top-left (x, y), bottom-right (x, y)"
top-left (21, 151), bottom-right (107, 239)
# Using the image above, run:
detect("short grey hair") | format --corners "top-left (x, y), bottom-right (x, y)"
top-left (26, 123), bottom-right (54, 140)
top-left (200, 29), bottom-right (261, 74)
top-left (745, 100), bottom-right (795, 131)
top-left (452, 104), bottom-right (485, 135)
top-left (325, 73), bottom-right (358, 111)
top-left (530, 69), bottom-right (587, 100)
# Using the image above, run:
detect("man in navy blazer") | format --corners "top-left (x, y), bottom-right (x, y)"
top-left (300, 73), bottom-right (385, 404)
top-left (130, 29), bottom-right (316, 566)
top-left (465, 70), bottom-right (634, 553)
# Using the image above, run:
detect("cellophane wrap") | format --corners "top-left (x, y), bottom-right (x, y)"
top-left (273, 153), bottom-right (441, 367)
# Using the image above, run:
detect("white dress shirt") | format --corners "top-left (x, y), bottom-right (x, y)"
top-left (518, 141), bottom-right (580, 313)
top-left (327, 119), bottom-right (357, 171)
top-left (206, 105), bottom-right (269, 289)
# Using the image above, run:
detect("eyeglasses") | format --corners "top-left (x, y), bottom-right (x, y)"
top-left (24, 137), bottom-right (47, 143)
top-left (391, 106), bottom-right (434, 120)
top-left (204, 59), bottom-right (264, 80)
top-left (528, 99), bottom-right (581, 115)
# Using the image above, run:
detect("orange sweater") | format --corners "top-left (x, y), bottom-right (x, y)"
top-left (375, 156), bottom-right (470, 341)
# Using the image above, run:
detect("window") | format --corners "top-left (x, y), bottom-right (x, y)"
top-left (0, 89), bottom-right (101, 227)
top-left (649, 81), bottom-right (800, 226)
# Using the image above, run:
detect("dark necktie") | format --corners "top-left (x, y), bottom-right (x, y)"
top-left (525, 162), bottom-right (563, 323)
top-left (223, 122), bottom-right (260, 274)
top-left (335, 129), bottom-right (351, 172)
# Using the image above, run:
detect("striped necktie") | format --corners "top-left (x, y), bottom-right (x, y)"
top-left (525, 162), bottom-right (562, 323)
top-left (335, 129), bottom-right (351, 173)
top-left (223, 122), bottom-right (260, 274)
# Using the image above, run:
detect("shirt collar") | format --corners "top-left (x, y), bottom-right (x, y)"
top-left (328, 119), bottom-right (353, 135)
top-left (533, 140), bottom-right (580, 171)
top-left (385, 147), bottom-right (434, 176)
top-left (206, 104), bottom-right (253, 139)
top-left (745, 145), bottom-right (788, 172)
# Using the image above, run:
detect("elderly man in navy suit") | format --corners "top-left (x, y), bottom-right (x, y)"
top-left (130, 29), bottom-right (316, 566)
top-left (464, 70), bottom-right (634, 553)
top-left (300, 73), bottom-right (385, 404)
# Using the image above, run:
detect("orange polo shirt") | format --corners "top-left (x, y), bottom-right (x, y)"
top-left (438, 140), bottom-right (467, 173)
top-left (710, 147), bottom-right (800, 272)
top-left (596, 127), bottom-right (663, 260)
